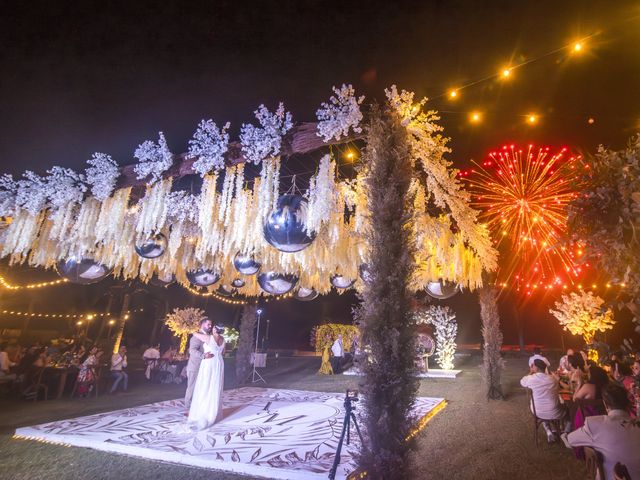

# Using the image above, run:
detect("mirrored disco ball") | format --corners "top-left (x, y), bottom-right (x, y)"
top-left (149, 272), bottom-right (175, 287)
top-left (358, 264), bottom-right (373, 284)
top-left (217, 284), bottom-right (236, 297)
top-left (263, 194), bottom-right (316, 253)
top-left (331, 275), bottom-right (356, 289)
top-left (231, 278), bottom-right (246, 288)
top-left (134, 233), bottom-right (167, 259)
top-left (233, 252), bottom-right (261, 275)
top-left (257, 272), bottom-right (299, 295)
top-left (425, 280), bottom-right (460, 300)
top-left (294, 287), bottom-right (319, 302)
top-left (56, 257), bottom-right (112, 285)
top-left (186, 269), bottom-right (221, 287)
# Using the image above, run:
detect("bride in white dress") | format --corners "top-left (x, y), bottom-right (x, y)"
top-left (187, 329), bottom-right (225, 429)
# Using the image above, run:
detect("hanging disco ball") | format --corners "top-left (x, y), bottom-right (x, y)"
top-left (56, 257), bottom-right (112, 285)
top-left (263, 194), bottom-right (316, 253)
top-left (233, 252), bottom-right (261, 275)
top-left (134, 233), bottom-right (167, 259)
top-left (231, 278), bottom-right (246, 288)
top-left (257, 272), bottom-right (298, 295)
top-left (331, 275), bottom-right (356, 289)
top-left (425, 280), bottom-right (460, 300)
top-left (217, 284), bottom-right (236, 297)
top-left (149, 272), bottom-right (175, 287)
top-left (358, 264), bottom-right (373, 284)
top-left (294, 287), bottom-right (319, 302)
top-left (186, 269), bottom-right (221, 287)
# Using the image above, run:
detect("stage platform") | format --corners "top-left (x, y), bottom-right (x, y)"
top-left (14, 387), bottom-right (445, 480)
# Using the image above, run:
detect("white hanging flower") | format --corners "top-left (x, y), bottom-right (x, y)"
top-left (85, 152), bottom-right (119, 201)
top-left (165, 190), bottom-right (200, 224)
top-left (316, 84), bottom-right (364, 142)
top-left (133, 132), bottom-right (174, 183)
top-left (414, 305), bottom-right (458, 370)
top-left (240, 103), bottom-right (293, 164)
top-left (305, 154), bottom-right (337, 234)
top-left (0, 174), bottom-right (17, 217)
top-left (15, 171), bottom-right (48, 216)
top-left (44, 166), bottom-right (87, 209)
top-left (188, 119), bottom-right (231, 177)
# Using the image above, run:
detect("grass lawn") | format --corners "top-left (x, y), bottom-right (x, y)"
top-left (0, 353), bottom-right (586, 480)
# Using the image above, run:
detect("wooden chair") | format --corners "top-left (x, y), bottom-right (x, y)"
top-left (22, 367), bottom-right (48, 402)
top-left (525, 388), bottom-right (566, 446)
top-left (584, 447), bottom-right (605, 480)
top-left (613, 463), bottom-right (631, 480)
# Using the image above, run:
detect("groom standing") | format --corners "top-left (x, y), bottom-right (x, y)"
top-left (185, 317), bottom-right (213, 409)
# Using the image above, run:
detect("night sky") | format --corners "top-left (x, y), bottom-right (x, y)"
top-left (1, 0), bottom-right (639, 349)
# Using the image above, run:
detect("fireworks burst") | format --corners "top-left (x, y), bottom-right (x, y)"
top-left (461, 144), bottom-right (587, 296)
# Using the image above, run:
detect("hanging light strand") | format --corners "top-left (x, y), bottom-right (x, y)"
top-left (0, 276), bottom-right (69, 290)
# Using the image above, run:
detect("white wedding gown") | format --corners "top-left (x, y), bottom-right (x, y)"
top-left (187, 336), bottom-right (225, 429)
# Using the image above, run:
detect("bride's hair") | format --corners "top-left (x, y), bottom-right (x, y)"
top-left (213, 324), bottom-right (225, 334)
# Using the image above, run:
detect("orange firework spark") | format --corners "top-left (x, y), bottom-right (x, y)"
top-left (461, 144), bottom-right (586, 295)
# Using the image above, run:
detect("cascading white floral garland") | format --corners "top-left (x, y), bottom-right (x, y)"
top-left (316, 84), bottom-right (364, 142)
top-left (304, 154), bottom-right (337, 235)
top-left (135, 179), bottom-right (172, 239)
top-left (0, 174), bottom-right (16, 217)
top-left (414, 305), bottom-right (458, 370)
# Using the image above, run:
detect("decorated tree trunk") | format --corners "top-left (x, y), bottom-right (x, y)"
top-left (236, 305), bottom-right (258, 383)
top-left (355, 105), bottom-right (418, 478)
top-left (479, 286), bottom-right (504, 400)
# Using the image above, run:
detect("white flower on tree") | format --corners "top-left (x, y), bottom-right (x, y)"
top-left (240, 103), bottom-right (292, 164)
top-left (549, 291), bottom-right (615, 344)
top-left (16, 171), bottom-right (48, 216)
top-left (44, 166), bottom-right (87, 209)
top-left (188, 119), bottom-right (231, 177)
top-left (133, 132), bottom-right (174, 183)
top-left (0, 174), bottom-right (17, 217)
top-left (165, 190), bottom-right (199, 224)
top-left (85, 152), bottom-right (119, 201)
top-left (414, 305), bottom-right (458, 370)
top-left (316, 84), bottom-right (364, 142)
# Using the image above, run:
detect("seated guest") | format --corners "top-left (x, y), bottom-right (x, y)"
top-left (612, 362), bottom-right (634, 392)
top-left (110, 346), bottom-right (128, 394)
top-left (562, 353), bottom-right (587, 391)
top-left (161, 346), bottom-right (177, 361)
top-left (521, 359), bottom-right (567, 442)
top-left (143, 344), bottom-right (161, 380)
top-left (0, 343), bottom-right (17, 381)
top-left (528, 347), bottom-right (551, 368)
top-left (574, 366), bottom-right (609, 402)
top-left (558, 348), bottom-right (574, 373)
top-left (564, 385), bottom-right (640, 480)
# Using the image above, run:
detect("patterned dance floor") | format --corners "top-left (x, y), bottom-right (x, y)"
top-left (14, 387), bottom-right (445, 480)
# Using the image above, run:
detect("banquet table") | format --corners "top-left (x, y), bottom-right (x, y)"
top-left (44, 366), bottom-right (78, 400)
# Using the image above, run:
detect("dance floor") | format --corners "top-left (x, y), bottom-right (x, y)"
top-left (14, 387), bottom-right (445, 480)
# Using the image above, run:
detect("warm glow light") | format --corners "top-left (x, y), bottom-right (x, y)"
top-left (501, 68), bottom-right (512, 78)
top-left (345, 151), bottom-right (356, 160)
top-left (448, 89), bottom-right (459, 99)
top-left (108, 319), bottom-right (115, 325)
top-left (573, 42), bottom-right (583, 53)
top-left (527, 114), bottom-right (538, 125)
top-left (469, 111), bottom-right (482, 123)
top-left (588, 117), bottom-right (595, 125)
top-left (76, 321), bottom-right (83, 326)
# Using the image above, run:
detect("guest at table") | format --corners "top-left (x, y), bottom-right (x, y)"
top-left (0, 343), bottom-right (17, 381)
top-left (110, 346), bottom-right (128, 394)
top-left (143, 344), bottom-right (161, 380)
top-left (574, 365), bottom-right (609, 402)
top-left (612, 362), bottom-right (634, 392)
top-left (564, 384), bottom-right (640, 480)
top-left (161, 346), bottom-right (177, 361)
top-left (558, 348), bottom-right (574, 373)
top-left (521, 359), bottom-right (567, 442)
top-left (564, 353), bottom-right (587, 391)
top-left (528, 347), bottom-right (551, 368)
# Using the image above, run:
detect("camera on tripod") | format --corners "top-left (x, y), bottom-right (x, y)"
top-left (345, 389), bottom-right (359, 404)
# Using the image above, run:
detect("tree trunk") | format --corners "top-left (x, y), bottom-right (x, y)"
top-left (112, 293), bottom-right (131, 353)
top-left (480, 286), bottom-right (505, 400)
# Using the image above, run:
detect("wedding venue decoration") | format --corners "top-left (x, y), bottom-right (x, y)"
top-left (164, 307), bottom-right (206, 353)
top-left (55, 257), bottom-right (112, 285)
top-left (567, 135), bottom-right (640, 331)
top-left (549, 290), bottom-right (615, 350)
top-left (313, 323), bottom-right (359, 352)
top-left (414, 305), bottom-right (458, 370)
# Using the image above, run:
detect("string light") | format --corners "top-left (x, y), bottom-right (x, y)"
top-left (186, 286), bottom-right (248, 305)
top-left (448, 89), bottom-right (459, 100)
top-left (526, 114), bottom-right (538, 125)
top-left (0, 308), bottom-right (143, 319)
top-left (572, 41), bottom-right (583, 53)
top-left (345, 150), bottom-right (356, 161)
top-left (0, 276), bottom-right (69, 290)
top-left (469, 111), bottom-right (482, 123)
top-left (501, 68), bottom-right (512, 79)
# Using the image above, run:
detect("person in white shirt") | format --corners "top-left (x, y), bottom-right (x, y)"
top-left (558, 348), bottom-right (574, 373)
top-left (110, 346), bottom-right (128, 393)
top-left (0, 343), bottom-right (17, 381)
top-left (520, 359), bottom-right (567, 442)
top-left (564, 384), bottom-right (640, 480)
top-left (528, 347), bottom-right (551, 368)
top-left (142, 344), bottom-right (160, 380)
top-left (330, 335), bottom-right (344, 374)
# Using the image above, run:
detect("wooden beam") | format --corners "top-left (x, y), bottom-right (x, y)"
top-left (116, 121), bottom-right (363, 189)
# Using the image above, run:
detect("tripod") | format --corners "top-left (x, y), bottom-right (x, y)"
top-left (249, 309), bottom-right (266, 384)
top-left (328, 390), bottom-right (365, 480)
